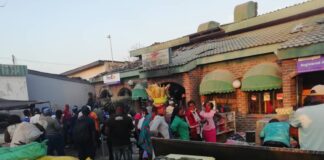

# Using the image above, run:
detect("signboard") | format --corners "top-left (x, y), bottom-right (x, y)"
top-left (142, 48), bottom-right (170, 68)
top-left (263, 92), bottom-right (270, 101)
top-left (276, 93), bottom-right (283, 100)
top-left (0, 64), bottom-right (27, 76)
top-left (297, 56), bottom-right (324, 73)
top-left (103, 73), bottom-right (120, 85)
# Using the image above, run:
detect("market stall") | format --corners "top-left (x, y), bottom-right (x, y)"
top-left (199, 69), bottom-right (237, 139)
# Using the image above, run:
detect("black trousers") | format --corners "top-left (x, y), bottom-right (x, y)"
top-left (77, 144), bottom-right (96, 160)
top-left (107, 140), bottom-right (114, 160)
top-left (263, 141), bottom-right (289, 148)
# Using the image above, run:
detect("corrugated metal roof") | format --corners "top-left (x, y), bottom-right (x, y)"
top-left (28, 70), bottom-right (91, 85)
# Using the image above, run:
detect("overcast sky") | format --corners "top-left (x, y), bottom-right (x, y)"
top-left (0, 0), bottom-right (307, 74)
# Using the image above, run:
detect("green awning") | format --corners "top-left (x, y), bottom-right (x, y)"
top-left (132, 83), bottom-right (148, 100)
top-left (199, 69), bottom-right (235, 95)
top-left (241, 63), bottom-right (282, 91)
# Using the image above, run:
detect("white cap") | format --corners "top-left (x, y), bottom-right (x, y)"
top-left (309, 85), bottom-right (324, 96)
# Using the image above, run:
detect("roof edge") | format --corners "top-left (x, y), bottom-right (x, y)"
top-left (61, 60), bottom-right (126, 76)
top-left (28, 69), bottom-right (91, 85)
top-left (129, 0), bottom-right (323, 57)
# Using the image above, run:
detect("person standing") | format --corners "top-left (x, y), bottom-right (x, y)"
top-left (40, 108), bottom-right (65, 155)
top-left (150, 106), bottom-right (170, 139)
top-left (170, 107), bottom-right (189, 140)
top-left (290, 84), bottom-right (324, 151)
top-left (165, 100), bottom-right (175, 124)
top-left (185, 100), bottom-right (202, 141)
top-left (200, 102), bottom-right (217, 142)
top-left (62, 104), bottom-right (72, 146)
top-left (106, 102), bottom-right (134, 160)
top-left (73, 106), bottom-right (97, 160)
top-left (260, 118), bottom-right (290, 147)
top-left (22, 110), bottom-right (31, 122)
top-left (30, 108), bottom-right (41, 124)
top-left (87, 92), bottom-right (95, 108)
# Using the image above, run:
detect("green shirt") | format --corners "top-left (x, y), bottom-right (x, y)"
top-left (260, 122), bottom-right (290, 147)
top-left (170, 116), bottom-right (189, 140)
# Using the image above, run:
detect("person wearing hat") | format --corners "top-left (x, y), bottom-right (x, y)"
top-left (290, 84), bottom-right (324, 151)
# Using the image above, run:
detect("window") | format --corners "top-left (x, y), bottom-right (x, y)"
top-left (248, 90), bottom-right (283, 114)
top-left (206, 93), bottom-right (236, 112)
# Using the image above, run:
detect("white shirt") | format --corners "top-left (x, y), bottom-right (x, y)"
top-left (150, 115), bottom-right (170, 139)
top-left (30, 114), bottom-right (40, 124)
top-left (290, 103), bottom-right (324, 151)
top-left (137, 117), bottom-right (145, 130)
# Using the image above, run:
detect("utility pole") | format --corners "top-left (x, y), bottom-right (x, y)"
top-left (106, 35), bottom-right (114, 63)
top-left (12, 54), bottom-right (16, 65)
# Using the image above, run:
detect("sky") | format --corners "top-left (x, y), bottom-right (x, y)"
top-left (0, 0), bottom-right (307, 74)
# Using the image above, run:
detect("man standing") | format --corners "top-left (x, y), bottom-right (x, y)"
top-left (40, 108), bottom-right (65, 155)
top-left (106, 102), bottom-right (134, 160)
top-left (290, 84), bottom-right (324, 151)
top-left (73, 106), bottom-right (97, 160)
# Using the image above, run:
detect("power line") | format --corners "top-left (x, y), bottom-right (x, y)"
top-left (0, 56), bottom-right (80, 66)
top-left (17, 58), bottom-right (80, 66)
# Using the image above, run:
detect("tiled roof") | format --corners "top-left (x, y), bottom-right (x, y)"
top-left (92, 60), bottom-right (142, 79)
top-left (142, 17), bottom-right (324, 71)
top-left (280, 19), bottom-right (324, 49)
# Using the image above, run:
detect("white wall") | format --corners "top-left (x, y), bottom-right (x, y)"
top-left (0, 76), bottom-right (28, 100)
top-left (27, 74), bottom-right (95, 110)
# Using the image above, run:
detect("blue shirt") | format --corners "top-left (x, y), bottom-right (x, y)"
top-left (22, 117), bottom-right (30, 122)
top-left (260, 122), bottom-right (290, 147)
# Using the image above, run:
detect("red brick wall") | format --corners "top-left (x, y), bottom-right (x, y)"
top-left (147, 53), bottom-right (287, 132)
top-left (201, 54), bottom-right (279, 131)
top-left (281, 59), bottom-right (298, 108)
top-left (183, 67), bottom-right (203, 105)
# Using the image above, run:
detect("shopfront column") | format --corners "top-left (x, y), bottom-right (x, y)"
top-left (281, 59), bottom-right (298, 108)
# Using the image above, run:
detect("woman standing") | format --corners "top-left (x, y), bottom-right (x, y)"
top-left (200, 102), bottom-right (217, 142)
top-left (170, 107), bottom-right (189, 140)
top-left (185, 100), bottom-right (202, 141)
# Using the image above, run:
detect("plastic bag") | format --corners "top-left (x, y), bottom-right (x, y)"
top-left (0, 141), bottom-right (47, 160)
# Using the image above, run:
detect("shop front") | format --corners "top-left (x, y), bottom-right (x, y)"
top-left (199, 69), bottom-right (237, 140)
top-left (296, 55), bottom-right (324, 107)
top-left (241, 63), bottom-right (284, 115)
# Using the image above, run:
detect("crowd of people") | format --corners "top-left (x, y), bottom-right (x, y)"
top-left (2, 84), bottom-right (324, 160)
top-left (260, 84), bottom-right (324, 152)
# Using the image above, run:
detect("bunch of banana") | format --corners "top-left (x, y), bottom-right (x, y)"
top-left (146, 84), bottom-right (170, 105)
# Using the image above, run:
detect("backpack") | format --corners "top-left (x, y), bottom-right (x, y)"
top-left (73, 117), bottom-right (91, 145)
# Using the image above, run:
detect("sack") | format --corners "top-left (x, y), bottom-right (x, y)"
top-left (11, 122), bottom-right (43, 147)
top-left (0, 141), bottom-right (47, 160)
top-left (73, 118), bottom-right (91, 145)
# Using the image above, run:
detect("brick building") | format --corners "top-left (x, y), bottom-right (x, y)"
top-left (91, 0), bottom-right (324, 132)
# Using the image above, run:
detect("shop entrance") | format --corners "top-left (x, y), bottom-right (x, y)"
top-left (161, 82), bottom-right (185, 105)
top-left (297, 71), bottom-right (324, 107)
top-left (117, 87), bottom-right (132, 97)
